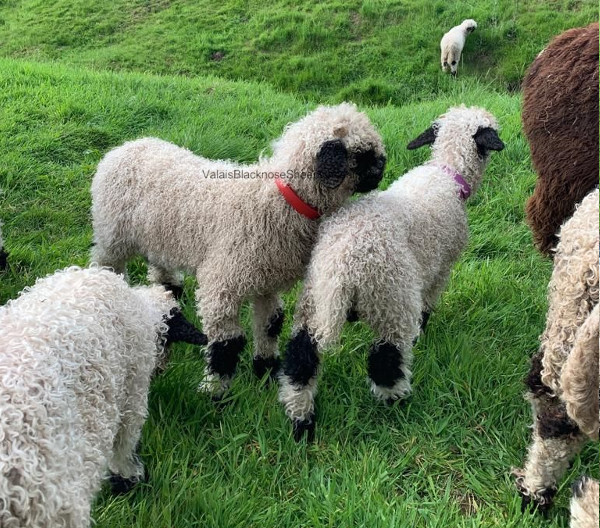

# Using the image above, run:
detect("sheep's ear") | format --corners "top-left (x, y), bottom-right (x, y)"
top-left (407, 126), bottom-right (437, 149)
top-left (473, 127), bottom-right (505, 152)
top-left (165, 309), bottom-right (207, 346)
top-left (315, 139), bottom-right (349, 189)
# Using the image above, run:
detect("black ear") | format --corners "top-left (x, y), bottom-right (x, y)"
top-left (315, 139), bottom-right (349, 189)
top-left (473, 127), bottom-right (505, 153)
top-left (165, 309), bottom-right (207, 346)
top-left (407, 126), bottom-right (437, 150)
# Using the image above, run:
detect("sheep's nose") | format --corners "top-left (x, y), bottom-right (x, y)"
top-left (355, 155), bottom-right (386, 193)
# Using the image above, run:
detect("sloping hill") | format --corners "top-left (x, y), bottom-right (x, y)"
top-left (0, 0), bottom-right (596, 104)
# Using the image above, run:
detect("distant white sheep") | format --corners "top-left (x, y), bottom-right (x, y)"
top-left (441, 19), bottom-right (477, 76)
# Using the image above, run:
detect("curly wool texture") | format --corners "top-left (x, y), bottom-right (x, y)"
top-left (278, 106), bottom-right (502, 424)
top-left (300, 106), bottom-right (499, 348)
top-left (540, 189), bottom-right (599, 402)
top-left (440, 19), bottom-right (477, 75)
top-left (0, 267), bottom-right (177, 528)
top-left (561, 303), bottom-right (599, 440)
top-left (523, 23), bottom-right (599, 256)
top-left (91, 103), bottom-right (385, 394)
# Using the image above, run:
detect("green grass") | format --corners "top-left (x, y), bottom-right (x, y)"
top-left (0, 0), bottom-right (598, 526)
top-left (1, 58), bottom-right (597, 528)
top-left (0, 0), bottom-right (596, 105)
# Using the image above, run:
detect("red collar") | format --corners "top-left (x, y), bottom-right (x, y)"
top-left (275, 178), bottom-right (321, 220)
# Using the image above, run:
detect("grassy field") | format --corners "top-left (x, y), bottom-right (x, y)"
top-left (0, 1), bottom-right (598, 527)
top-left (0, 0), bottom-right (597, 105)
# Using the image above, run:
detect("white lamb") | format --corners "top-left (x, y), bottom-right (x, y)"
top-left (0, 267), bottom-right (205, 528)
top-left (91, 103), bottom-right (386, 399)
top-left (441, 19), bottom-right (477, 76)
top-left (278, 106), bottom-right (504, 440)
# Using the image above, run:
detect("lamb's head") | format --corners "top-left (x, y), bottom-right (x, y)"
top-left (407, 105), bottom-right (504, 193)
top-left (461, 19), bottom-right (477, 34)
top-left (270, 103), bottom-right (386, 214)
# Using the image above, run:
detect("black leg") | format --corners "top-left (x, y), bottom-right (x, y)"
top-left (0, 248), bottom-right (7, 270)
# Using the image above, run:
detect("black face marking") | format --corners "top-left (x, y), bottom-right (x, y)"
top-left (315, 139), bottom-right (349, 189)
top-left (346, 308), bottom-right (359, 322)
top-left (293, 413), bottom-right (316, 442)
top-left (0, 248), bottom-right (7, 270)
top-left (407, 126), bottom-right (437, 150)
top-left (354, 150), bottom-right (386, 193)
top-left (443, 61), bottom-right (448, 67)
top-left (266, 308), bottom-right (284, 338)
top-left (451, 60), bottom-right (457, 65)
top-left (367, 341), bottom-right (404, 388)
top-left (252, 355), bottom-right (281, 380)
top-left (525, 353), bottom-right (552, 397)
top-left (282, 328), bottom-right (320, 386)
top-left (537, 404), bottom-right (581, 439)
top-left (473, 126), bottom-right (505, 157)
top-left (208, 335), bottom-right (246, 377)
top-left (164, 309), bottom-right (207, 346)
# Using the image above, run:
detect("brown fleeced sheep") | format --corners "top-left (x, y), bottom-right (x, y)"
top-left (522, 22), bottom-right (599, 256)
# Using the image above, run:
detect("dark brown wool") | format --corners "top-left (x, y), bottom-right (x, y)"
top-left (522, 23), bottom-right (599, 256)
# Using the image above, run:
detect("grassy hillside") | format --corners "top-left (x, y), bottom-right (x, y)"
top-left (0, 0), bottom-right (596, 105)
top-left (0, 58), bottom-right (597, 527)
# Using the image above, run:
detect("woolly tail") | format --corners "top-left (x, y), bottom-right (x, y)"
top-left (561, 303), bottom-right (599, 439)
top-left (304, 260), bottom-right (354, 350)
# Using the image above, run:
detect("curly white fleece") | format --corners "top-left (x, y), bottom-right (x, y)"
top-left (91, 103), bottom-right (385, 395)
top-left (279, 106), bottom-right (500, 420)
top-left (0, 267), bottom-right (177, 528)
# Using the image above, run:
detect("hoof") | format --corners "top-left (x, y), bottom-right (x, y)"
top-left (292, 414), bottom-right (316, 443)
top-left (253, 356), bottom-right (281, 381)
top-left (163, 283), bottom-right (184, 300)
top-left (519, 488), bottom-right (556, 515)
top-left (109, 473), bottom-right (144, 495)
top-left (346, 309), bottom-right (359, 323)
top-left (571, 476), bottom-right (591, 498)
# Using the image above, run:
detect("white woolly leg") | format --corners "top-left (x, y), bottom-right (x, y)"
top-left (278, 373), bottom-right (318, 422)
top-left (370, 372), bottom-right (413, 402)
top-left (147, 265), bottom-right (183, 288)
top-left (514, 430), bottom-right (587, 506)
top-left (197, 367), bottom-right (233, 397)
top-left (252, 294), bottom-right (283, 361)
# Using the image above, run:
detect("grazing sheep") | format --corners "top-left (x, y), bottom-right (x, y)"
top-left (91, 103), bottom-right (386, 399)
top-left (0, 266), bottom-right (205, 528)
top-left (570, 476), bottom-right (599, 528)
top-left (514, 189), bottom-right (599, 514)
top-left (0, 222), bottom-right (7, 270)
top-left (278, 106), bottom-right (504, 440)
top-left (523, 23), bottom-right (599, 256)
top-left (440, 19), bottom-right (477, 76)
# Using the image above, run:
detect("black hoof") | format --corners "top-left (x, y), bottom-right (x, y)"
top-left (572, 476), bottom-right (589, 499)
top-left (109, 473), bottom-right (143, 495)
top-left (163, 283), bottom-right (184, 300)
top-left (519, 488), bottom-right (556, 515)
top-left (346, 309), bottom-right (359, 323)
top-left (292, 414), bottom-right (315, 443)
top-left (0, 248), bottom-right (7, 270)
top-left (253, 356), bottom-right (281, 381)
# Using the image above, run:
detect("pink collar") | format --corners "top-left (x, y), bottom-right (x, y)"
top-left (437, 164), bottom-right (471, 200)
top-left (275, 178), bottom-right (321, 220)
